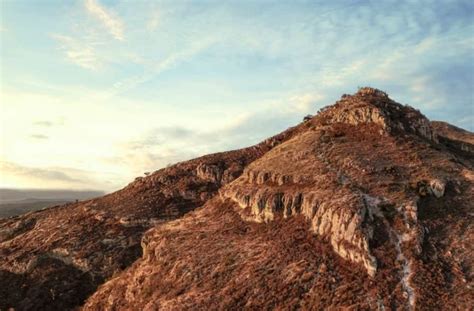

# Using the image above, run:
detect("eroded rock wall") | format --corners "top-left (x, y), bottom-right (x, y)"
top-left (221, 163), bottom-right (379, 277)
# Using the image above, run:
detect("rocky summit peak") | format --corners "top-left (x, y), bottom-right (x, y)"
top-left (315, 87), bottom-right (434, 141)
top-left (354, 86), bottom-right (389, 98)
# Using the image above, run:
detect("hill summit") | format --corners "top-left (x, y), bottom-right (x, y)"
top-left (1, 88), bottom-right (473, 310)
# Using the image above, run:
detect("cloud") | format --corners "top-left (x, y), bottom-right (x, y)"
top-left (84, 0), bottom-right (124, 41)
top-left (101, 37), bottom-right (215, 98)
top-left (52, 0), bottom-right (125, 70)
top-left (0, 161), bottom-right (82, 184)
top-left (414, 37), bottom-right (436, 54)
top-left (114, 126), bottom-right (200, 175)
top-left (33, 121), bottom-right (53, 127)
top-left (126, 126), bottom-right (195, 151)
top-left (33, 118), bottom-right (65, 127)
top-left (30, 134), bottom-right (49, 140)
top-left (0, 160), bottom-right (120, 191)
top-left (52, 34), bottom-right (101, 70)
top-left (114, 91), bottom-right (322, 176)
top-left (456, 115), bottom-right (474, 130)
top-left (288, 93), bottom-right (326, 113)
top-left (147, 10), bottom-right (160, 31)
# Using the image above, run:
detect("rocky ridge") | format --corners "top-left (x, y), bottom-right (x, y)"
top-left (221, 87), bottom-right (450, 279)
top-left (83, 88), bottom-right (472, 310)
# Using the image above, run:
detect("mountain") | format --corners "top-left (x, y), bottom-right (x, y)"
top-left (0, 200), bottom-right (73, 219)
top-left (0, 189), bottom-right (104, 203)
top-left (0, 189), bottom-right (104, 218)
top-left (1, 88), bottom-right (472, 310)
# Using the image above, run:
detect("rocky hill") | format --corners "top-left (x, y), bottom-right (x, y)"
top-left (1, 88), bottom-right (472, 310)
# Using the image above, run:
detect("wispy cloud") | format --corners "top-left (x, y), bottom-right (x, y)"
top-left (147, 10), bottom-right (160, 31)
top-left (288, 93), bottom-right (326, 113)
top-left (33, 121), bottom-right (53, 127)
top-left (84, 0), bottom-right (124, 41)
top-left (126, 127), bottom-right (194, 151)
top-left (30, 134), bottom-right (49, 140)
top-left (114, 90), bottom-right (325, 175)
top-left (0, 161), bottom-right (82, 183)
top-left (0, 160), bottom-right (121, 191)
top-left (33, 118), bottom-right (65, 127)
top-left (52, 34), bottom-right (101, 70)
top-left (51, 0), bottom-right (124, 70)
top-left (101, 38), bottom-right (215, 98)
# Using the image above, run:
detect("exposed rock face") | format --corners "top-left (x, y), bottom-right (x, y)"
top-left (2, 88), bottom-right (473, 311)
top-left (429, 179), bottom-right (446, 198)
top-left (319, 87), bottom-right (435, 141)
top-left (220, 130), bottom-right (379, 277)
top-left (431, 120), bottom-right (474, 154)
top-left (196, 163), bottom-right (223, 183)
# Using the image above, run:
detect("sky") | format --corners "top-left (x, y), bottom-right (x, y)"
top-left (0, 0), bottom-right (473, 192)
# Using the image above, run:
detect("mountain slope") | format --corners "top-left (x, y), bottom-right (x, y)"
top-left (0, 116), bottom-right (304, 310)
top-left (2, 88), bottom-right (473, 310)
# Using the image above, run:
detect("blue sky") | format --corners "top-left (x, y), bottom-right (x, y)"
top-left (0, 0), bottom-right (473, 191)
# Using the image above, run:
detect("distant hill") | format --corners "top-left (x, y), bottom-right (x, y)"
top-left (0, 189), bottom-right (104, 218)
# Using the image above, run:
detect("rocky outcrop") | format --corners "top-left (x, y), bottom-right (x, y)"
top-left (437, 134), bottom-right (474, 154)
top-left (196, 163), bottom-right (223, 183)
top-left (221, 167), bottom-right (379, 277)
top-left (318, 87), bottom-right (435, 141)
top-left (429, 179), bottom-right (446, 198)
top-left (0, 217), bottom-right (36, 243)
top-left (431, 121), bottom-right (474, 154)
top-left (196, 162), bottom-right (248, 185)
